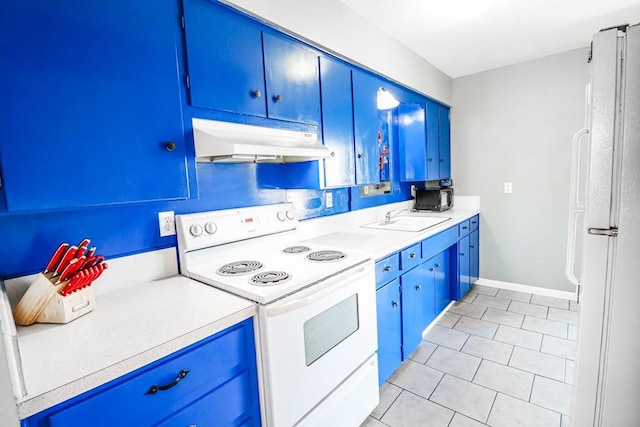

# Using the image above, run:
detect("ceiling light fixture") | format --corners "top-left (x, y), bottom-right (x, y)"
top-left (377, 88), bottom-right (400, 110)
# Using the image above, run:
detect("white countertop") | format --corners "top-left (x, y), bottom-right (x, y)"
top-left (14, 276), bottom-right (256, 418)
top-left (299, 197), bottom-right (480, 261)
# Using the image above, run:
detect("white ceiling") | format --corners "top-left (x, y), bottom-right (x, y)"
top-left (337, 0), bottom-right (640, 78)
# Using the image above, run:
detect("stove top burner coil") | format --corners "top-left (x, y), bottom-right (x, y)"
top-left (249, 271), bottom-right (290, 286)
top-left (217, 260), bottom-right (263, 276)
top-left (282, 245), bottom-right (312, 254)
top-left (306, 250), bottom-right (347, 262)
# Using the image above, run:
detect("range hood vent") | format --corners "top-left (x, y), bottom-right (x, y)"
top-left (192, 118), bottom-right (334, 163)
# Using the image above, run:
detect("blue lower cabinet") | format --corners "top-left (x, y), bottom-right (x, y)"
top-left (458, 235), bottom-right (471, 299)
top-left (401, 264), bottom-right (434, 358)
top-left (376, 278), bottom-right (402, 385)
top-left (23, 318), bottom-right (261, 427)
top-left (470, 229), bottom-right (480, 285)
top-left (432, 250), bottom-right (451, 313)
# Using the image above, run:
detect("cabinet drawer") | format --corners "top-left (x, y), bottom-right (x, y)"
top-left (376, 254), bottom-right (400, 288)
top-left (422, 226), bottom-right (458, 261)
top-left (470, 215), bottom-right (480, 232)
top-left (48, 322), bottom-right (253, 427)
top-left (458, 220), bottom-right (471, 236)
top-left (400, 243), bottom-right (421, 271)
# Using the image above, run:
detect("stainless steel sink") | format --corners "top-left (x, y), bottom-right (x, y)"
top-left (361, 216), bottom-right (451, 232)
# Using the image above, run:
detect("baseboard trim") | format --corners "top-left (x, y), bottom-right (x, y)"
top-left (475, 278), bottom-right (576, 301)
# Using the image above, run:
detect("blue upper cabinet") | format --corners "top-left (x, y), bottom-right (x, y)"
top-left (352, 70), bottom-right (383, 185)
top-left (182, 0), bottom-right (266, 117)
top-left (182, 0), bottom-right (320, 125)
top-left (319, 57), bottom-right (356, 188)
top-left (263, 33), bottom-right (321, 124)
top-left (398, 103), bottom-right (427, 182)
top-left (399, 99), bottom-right (451, 182)
top-left (438, 104), bottom-right (452, 179)
top-left (0, 0), bottom-right (189, 212)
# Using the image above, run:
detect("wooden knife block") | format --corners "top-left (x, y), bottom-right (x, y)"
top-left (13, 273), bottom-right (95, 326)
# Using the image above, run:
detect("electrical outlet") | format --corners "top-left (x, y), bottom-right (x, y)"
top-left (158, 211), bottom-right (176, 237)
top-left (325, 192), bottom-right (333, 208)
top-left (504, 182), bottom-right (513, 194)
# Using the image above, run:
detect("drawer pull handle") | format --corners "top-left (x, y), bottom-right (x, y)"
top-left (383, 266), bottom-right (392, 272)
top-left (460, 252), bottom-right (465, 257)
top-left (408, 253), bottom-right (416, 258)
top-left (472, 221), bottom-right (477, 224)
top-left (470, 245), bottom-right (475, 249)
top-left (462, 226), bottom-right (468, 230)
top-left (145, 369), bottom-right (190, 395)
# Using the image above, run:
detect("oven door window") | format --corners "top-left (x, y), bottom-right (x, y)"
top-left (303, 294), bottom-right (359, 366)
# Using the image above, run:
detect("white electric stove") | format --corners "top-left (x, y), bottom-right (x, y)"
top-left (176, 203), bottom-right (379, 427)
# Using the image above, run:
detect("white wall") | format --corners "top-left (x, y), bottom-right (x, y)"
top-left (452, 47), bottom-right (590, 292)
top-left (222, 0), bottom-right (452, 105)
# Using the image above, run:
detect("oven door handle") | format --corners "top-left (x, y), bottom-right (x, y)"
top-left (265, 263), bottom-right (371, 317)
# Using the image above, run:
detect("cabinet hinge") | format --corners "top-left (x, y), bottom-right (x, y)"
top-left (185, 75), bottom-right (190, 89)
top-left (180, 15), bottom-right (185, 29)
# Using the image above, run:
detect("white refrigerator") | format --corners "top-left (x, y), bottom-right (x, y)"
top-left (570, 24), bottom-right (640, 427)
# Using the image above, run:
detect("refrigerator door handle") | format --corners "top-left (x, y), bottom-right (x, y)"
top-left (565, 126), bottom-right (589, 287)
top-left (587, 227), bottom-right (618, 237)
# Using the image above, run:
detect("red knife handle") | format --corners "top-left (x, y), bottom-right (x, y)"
top-left (55, 258), bottom-right (81, 285)
top-left (75, 245), bottom-right (87, 259)
top-left (86, 246), bottom-right (96, 258)
top-left (60, 271), bottom-right (84, 296)
top-left (44, 243), bottom-right (69, 274)
top-left (77, 238), bottom-right (91, 249)
top-left (54, 245), bottom-right (78, 276)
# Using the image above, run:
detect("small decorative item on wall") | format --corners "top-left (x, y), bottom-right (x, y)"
top-left (377, 119), bottom-right (390, 182)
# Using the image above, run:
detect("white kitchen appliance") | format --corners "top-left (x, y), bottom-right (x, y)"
top-left (176, 203), bottom-right (379, 426)
top-left (567, 24), bottom-right (640, 426)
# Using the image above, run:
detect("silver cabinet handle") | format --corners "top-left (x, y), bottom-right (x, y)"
top-left (383, 266), bottom-right (392, 272)
top-left (587, 227), bottom-right (618, 237)
top-left (409, 253), bottom-right (416, 258)
top-left (251, 89), bottom-right (261, 98)
top-left (391, 301), bottom-right (399, 307)
top-left (415, 285), bottom-right (422, 290)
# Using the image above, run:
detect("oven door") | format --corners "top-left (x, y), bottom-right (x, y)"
top-left (257, 260), bottom-right (377, 427)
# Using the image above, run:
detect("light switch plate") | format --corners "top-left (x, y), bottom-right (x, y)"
top-left (325, 192), bottom-right (333, 208)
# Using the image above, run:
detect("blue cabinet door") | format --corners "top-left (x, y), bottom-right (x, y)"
top-left (398, 103), bottom-right (427, 182)
top-left (401, 266), bottom-right (430, 358)
top-left (438, 104), bottom-right (451, 179)
top-left (425, 100), bottom-right (441, 181)
top-left (401, 263), bottom-right (438, 360)
top-left (263, 33), bottom-right (321, 124)
top-left (470, 229), bottom-right (480, 285)
top-left (458, 235), bottom-right (471, 298)
top-left (376, 278), bottom-right (402, 385)
top-left (319, 57), bottom-right (356, 188)
top-left (352, 69), bottom-right (382, 185)
top-left (433, 250), bottom-right (451, 313)
top-left (182, 0), bottom-right (266, 117)
top-left (0, 0), bottom-right (188, 211)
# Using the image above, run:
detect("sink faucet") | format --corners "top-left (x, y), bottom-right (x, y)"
top-left (384, 208), bottom-right (409, 224)
top-left (384, 210), bottom-right (395, 223)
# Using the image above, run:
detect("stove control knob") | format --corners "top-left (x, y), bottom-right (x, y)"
top-left (286, 209), bottom-right (295, 220)
top-left (277, 211), bottom-right (286, 222)
top-left (189, 224), bottom-right (203, 237)
top-left (204, 221), bottom-right (217, 235)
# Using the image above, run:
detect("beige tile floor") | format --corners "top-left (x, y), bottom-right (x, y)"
top-left (363, 284), bottom-right (579, 427)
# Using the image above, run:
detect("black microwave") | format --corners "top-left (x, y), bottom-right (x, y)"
top-left (415, 188), bottom-right (454, 212)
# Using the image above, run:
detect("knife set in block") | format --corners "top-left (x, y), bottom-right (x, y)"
top-left (13, 239), bottom-right (107, 326)
top-left (13, 274), bottom-right (96, 326)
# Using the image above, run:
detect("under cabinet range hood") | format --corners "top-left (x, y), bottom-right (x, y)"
top-left (192, 118), bottom-right (334, 163)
